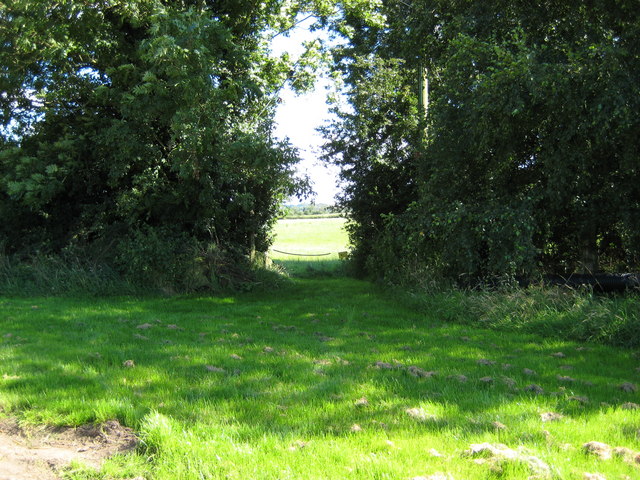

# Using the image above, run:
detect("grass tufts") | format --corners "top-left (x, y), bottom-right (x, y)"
top-left (409, 286), bottom-right (640, 348)
top-left (1, 277), bottom-right (639, 479)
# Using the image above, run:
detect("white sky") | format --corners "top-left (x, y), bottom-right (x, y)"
top-left (270, 20), bottom-right (341, 205)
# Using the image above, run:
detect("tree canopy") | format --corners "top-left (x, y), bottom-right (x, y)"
top-left (323, 0), bottom-right (640, 283)
top-left (0, 0), bottom-right (321, 289)
top-left (3, 0), bottom-right (639, 289)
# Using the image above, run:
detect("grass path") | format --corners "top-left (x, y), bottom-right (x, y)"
top-left (1, 277), bottom-right (639, 479)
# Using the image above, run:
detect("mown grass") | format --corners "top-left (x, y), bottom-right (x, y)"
top-left (1, 277), bottom-right (639, 479)
top-left (1, 218), bottom-right (639, 479)
top-left (269, 217), bottom-right (349, 276)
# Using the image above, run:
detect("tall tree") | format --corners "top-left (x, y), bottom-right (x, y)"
top-left (0, 0), bottom-right (307, 263)
top-left (323, 0), bottom-right (640, 281)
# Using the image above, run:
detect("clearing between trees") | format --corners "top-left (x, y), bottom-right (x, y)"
top-left (1, 277), bottom-right (638, 480)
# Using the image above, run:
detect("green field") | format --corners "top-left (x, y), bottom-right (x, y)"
top-left (2, 280), bottom-right (639, 479)
top-left (270, 217), bottom-right (349, 258)
top-left (0, 218), bottom-right (639, 479)
top-left (269, 217), bottom-right (350, 275)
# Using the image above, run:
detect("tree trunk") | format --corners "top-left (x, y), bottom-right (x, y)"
top-left (578, 227), bottom-right (599, 274)
top-left (417, 64), bottom-right (429, 123)
top-left (249, 232), bottom-right (256, 262)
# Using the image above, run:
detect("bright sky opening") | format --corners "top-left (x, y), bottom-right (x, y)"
top-left (270, 19), bottom-right (341, 206)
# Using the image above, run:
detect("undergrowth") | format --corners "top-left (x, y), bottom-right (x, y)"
top-left (409, 285), bottom-right (640, 349)
top-left (0, 250), bottom-right (286, 297)
top-left (0, 252), bottom-right (137, 297)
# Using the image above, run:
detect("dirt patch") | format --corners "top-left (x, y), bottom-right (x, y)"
top-left (463, 442), bottom-right (550, 477)
top-left (583, 441), bottom-right (612, 459)
top-left (0, 418), bottom-right (138, 480)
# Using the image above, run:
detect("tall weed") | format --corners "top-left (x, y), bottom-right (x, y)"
top-left (0, 251), bottom-right (141, 296)
top-left (0, 236), bottom-right (285, 296)
top-left (411, 285), bottom-right (640, 348)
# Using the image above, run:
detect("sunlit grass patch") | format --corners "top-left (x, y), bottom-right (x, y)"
top-left (1, 279), bottom-right (639, 479)
top-left (269, 217), bottom-right (349, 276)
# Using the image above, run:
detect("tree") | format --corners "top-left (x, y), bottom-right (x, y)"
top-left (0, 0), bottom-right (311, 287)
top-left (320, 55), bottom-right (420, 274)
top-left (323, 0), bottom-right (640, 282)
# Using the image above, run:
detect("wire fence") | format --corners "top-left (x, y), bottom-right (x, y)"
top-left (270, 249), bottom-right (333, 257)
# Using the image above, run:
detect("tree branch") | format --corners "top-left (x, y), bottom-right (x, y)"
top-left (269, 14), bottom-right (316, 41)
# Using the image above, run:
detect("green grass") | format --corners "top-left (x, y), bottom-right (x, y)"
top-left (1, 218), bottom-right (639, 478)
top-left (1, 278), bottom-right (639, 479)
top-left (269, 217), bottom-right (349, 276)
top-left (407, 286), bottom-right (640, 349)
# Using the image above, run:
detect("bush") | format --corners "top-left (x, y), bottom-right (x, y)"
top-left (0, 228), bottom-right (285, 296)
top-left (113, 227), bottom-right (201, 294)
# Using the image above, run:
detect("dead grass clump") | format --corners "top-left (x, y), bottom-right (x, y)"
top-left (619, 382), bottom-right (637, 393)
top-left (569, 395), bottom-right (589, 404)
top-left (407, 366), bottom-right (437, 378)
top-left (583, 441), bottom-right (612, 459)
top-left (406, 408), bottom-right (436, 421)
top-left (374, 361), bottom-right (395, 369)
top-left (477, 359), bottom-right (496, 366)
top-left (464, 443), bottom-right (551, 477)
top-left (205, 365), bottom-right (225, 373)
top-left (540, 412), bottom-right (563, 422)
top-left (526, 384), bottom-right (545, 395)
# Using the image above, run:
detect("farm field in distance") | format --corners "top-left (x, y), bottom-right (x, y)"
top-left (0, 216), bottom-right (639, 479)
top-left (269, 217), bottom-right (349, 275)
top-left (271, 217), bottom-right (349, 258)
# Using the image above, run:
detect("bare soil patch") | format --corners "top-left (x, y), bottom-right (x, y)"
top-left (0, 418), bottom-right (138, 480)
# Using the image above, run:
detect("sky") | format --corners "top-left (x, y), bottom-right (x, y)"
top-left (270, 20), bottom-right (342, 206)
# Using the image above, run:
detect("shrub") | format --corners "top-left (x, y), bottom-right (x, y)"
top-left (0, 228), bottom-right (284, 296)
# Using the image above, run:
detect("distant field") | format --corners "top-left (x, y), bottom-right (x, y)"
top-left (269, 217), bottom-right (350, 276)
top-left (282, 213), bottom-right (344, 220)
top-left (270, 217), bottom-right (349, 261)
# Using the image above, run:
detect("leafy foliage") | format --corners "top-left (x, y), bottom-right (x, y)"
top-left (323, 0), bottom-right (640, 282)
top-left (0, 0), bottom-right (312, 289)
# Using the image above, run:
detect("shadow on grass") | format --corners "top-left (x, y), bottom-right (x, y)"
top-left (0, 277), bottom-right (638, 440)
